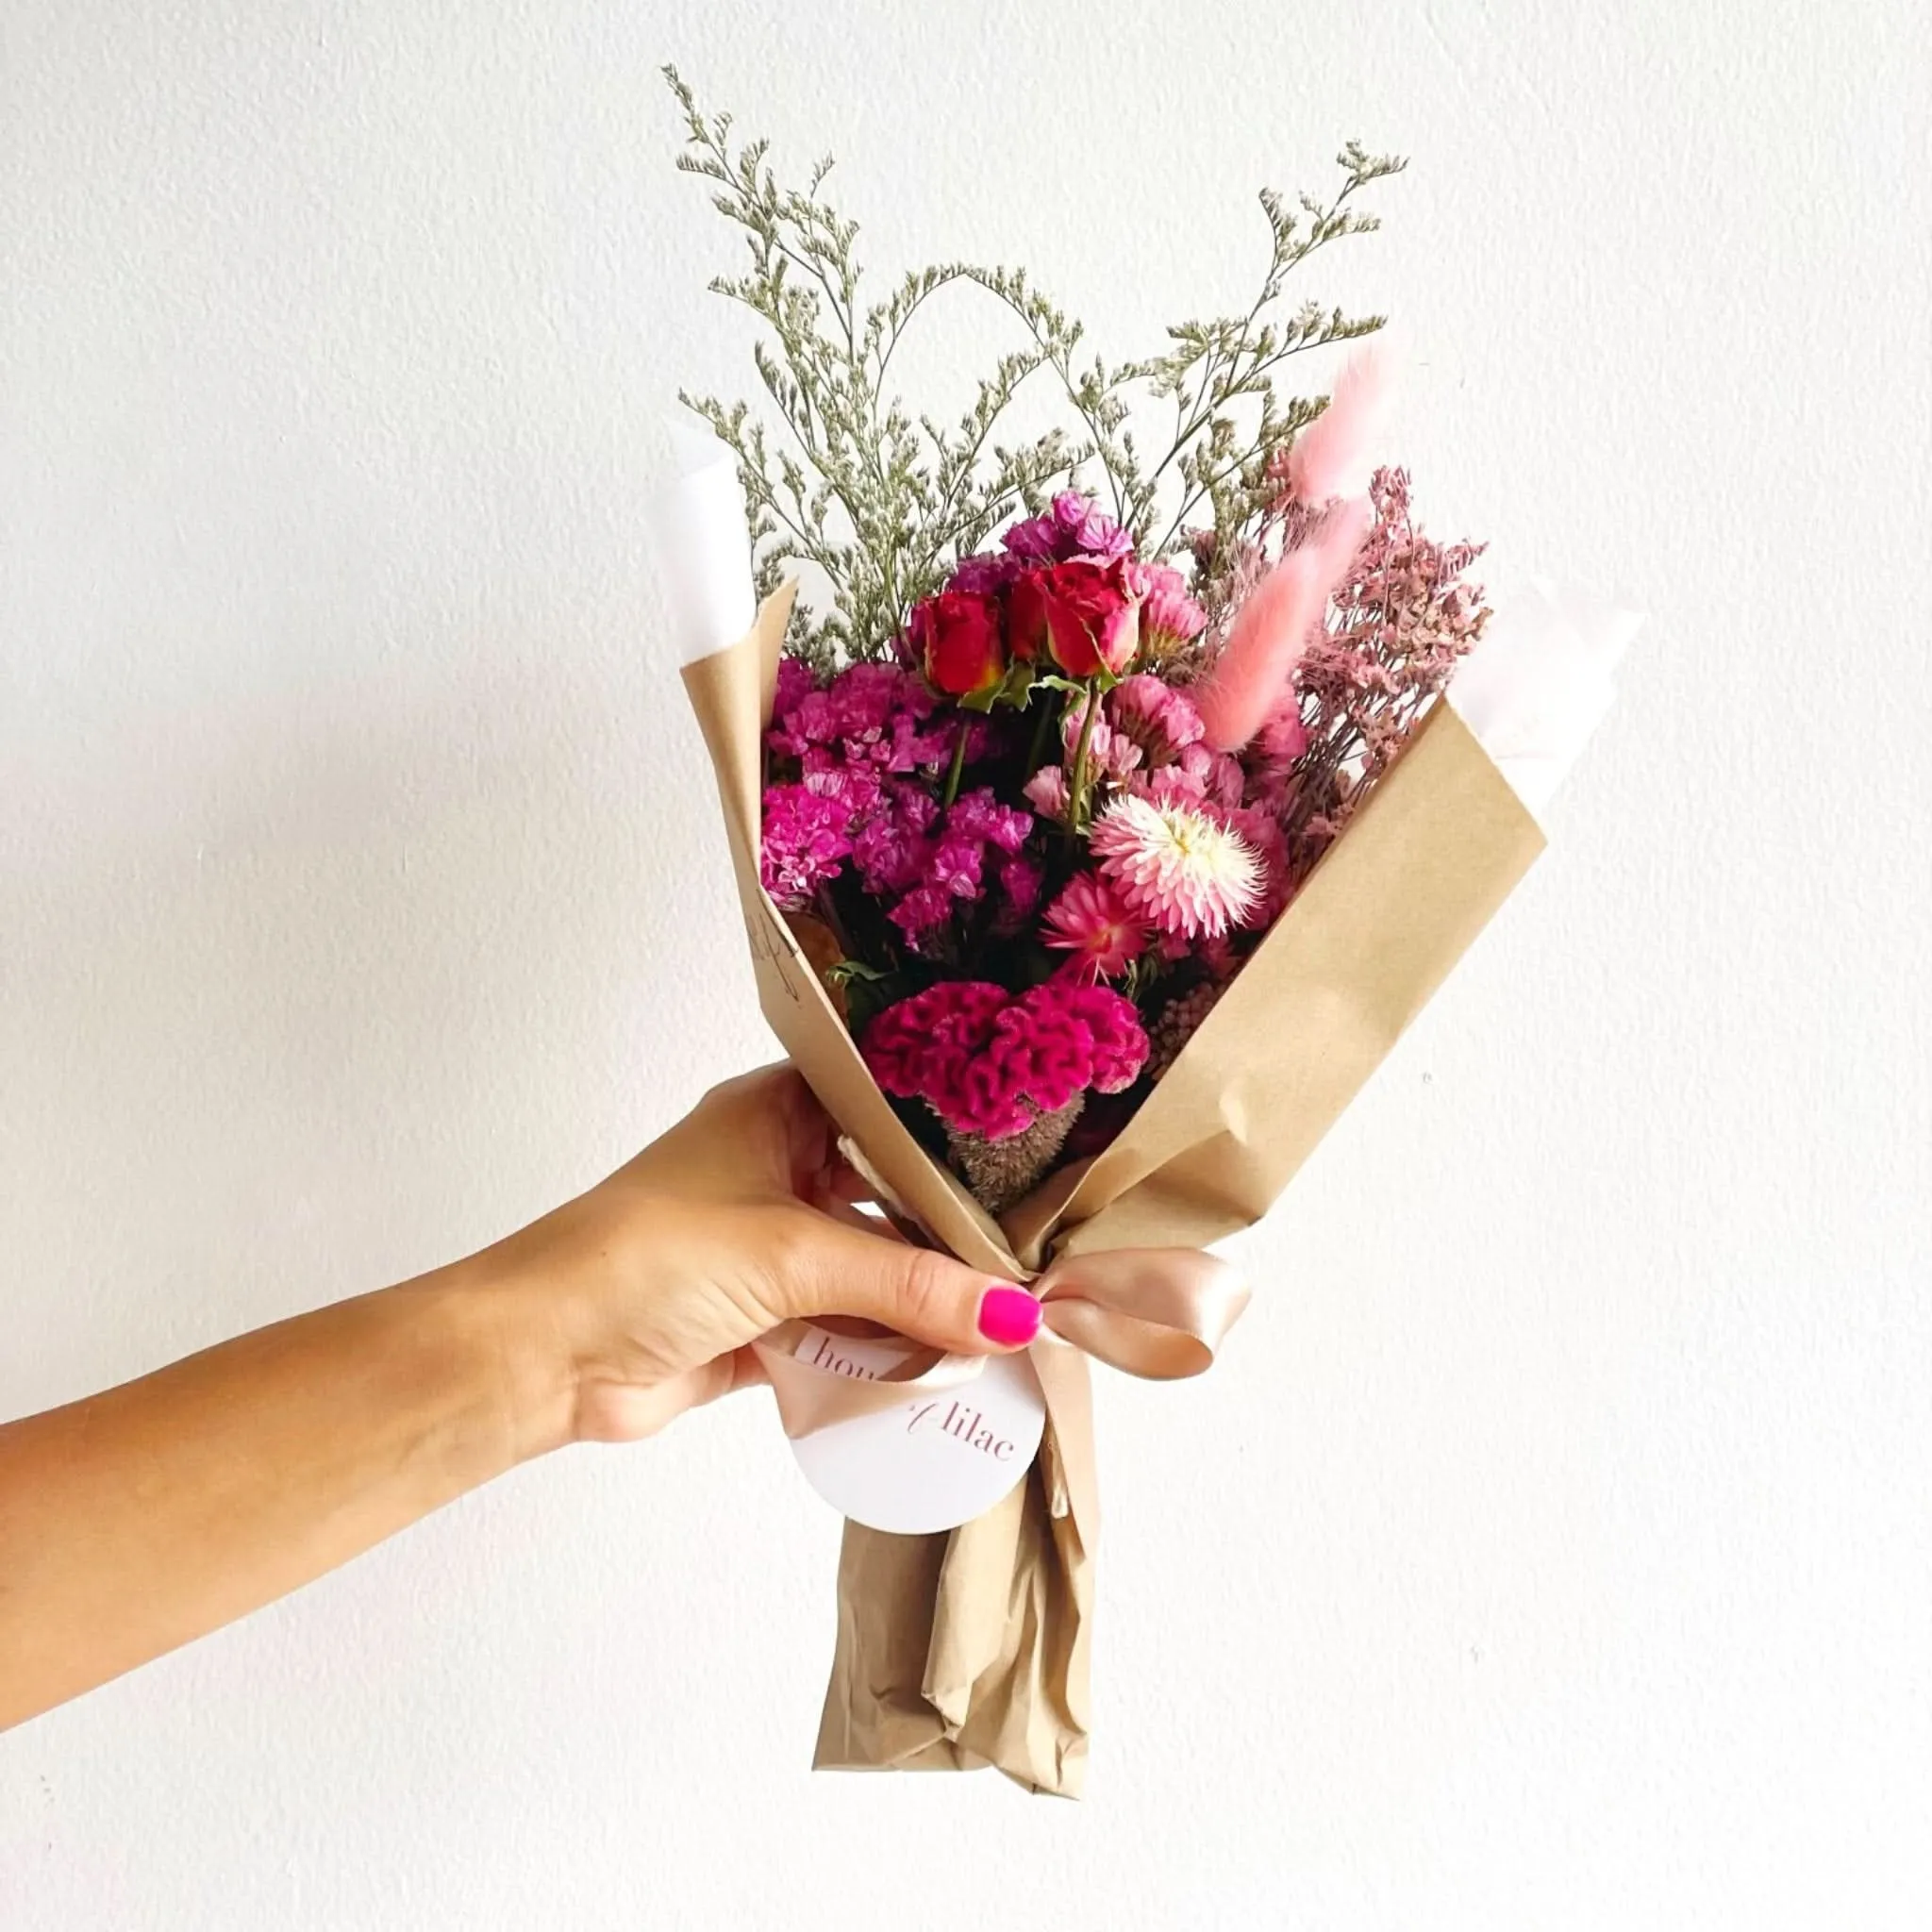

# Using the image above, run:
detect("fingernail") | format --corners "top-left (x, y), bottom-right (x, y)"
top-left (976, 1285), bottom-right (1041, 1347)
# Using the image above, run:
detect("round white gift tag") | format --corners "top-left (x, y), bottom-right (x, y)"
top-left (782, 1325), bottom-right (1046, 1535)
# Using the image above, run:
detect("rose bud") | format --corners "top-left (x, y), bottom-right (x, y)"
top-left (911, 589), bottom-right (1008, 695)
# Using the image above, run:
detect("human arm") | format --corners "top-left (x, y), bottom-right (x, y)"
top-left (0, 1066), bottom-right (1040, 1731)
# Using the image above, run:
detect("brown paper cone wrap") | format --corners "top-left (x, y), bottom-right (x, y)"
top-left (683, 585), bottom-right (1544, 1796)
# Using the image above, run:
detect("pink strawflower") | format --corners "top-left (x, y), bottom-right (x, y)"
top-left (1108, 674), bottom-right (1205, 764)
top-left (1024, 765), bottom-right (1070, 822)
top-left (1060, 701), bottom-right (1142, 781)
top-left (1041, 873), bottom-right (1149, 983)
top-left (1122, 564), bottom-right (1208, 658)
top-left (1090, 791), bottom-right (1262, 940)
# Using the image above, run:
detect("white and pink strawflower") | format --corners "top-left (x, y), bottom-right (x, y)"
top-left (1090, 791), bottom-right (1262, 940)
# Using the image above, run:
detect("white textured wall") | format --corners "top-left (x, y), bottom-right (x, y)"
top-left (4, 3), bottom-right (1928, 1926)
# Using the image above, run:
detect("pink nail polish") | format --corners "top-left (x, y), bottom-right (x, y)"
top-left (976, 1285), bottom-right (1041, 1347)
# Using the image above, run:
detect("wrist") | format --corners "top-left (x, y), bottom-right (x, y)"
top-left (431, 1254), bottom-right (585, 1464)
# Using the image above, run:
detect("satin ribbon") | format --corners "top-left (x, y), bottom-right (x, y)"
top-left (752, 1246), bottom-right (1251, 1441)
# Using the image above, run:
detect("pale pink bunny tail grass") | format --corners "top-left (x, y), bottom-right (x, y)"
top-left (1195, 498), bottom-right (1371, 755)
top-left (1286, 344), bottom-right (1396, 506)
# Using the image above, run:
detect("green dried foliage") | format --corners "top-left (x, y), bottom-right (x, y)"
top-left (666, 68), bottom-right (1403, 668)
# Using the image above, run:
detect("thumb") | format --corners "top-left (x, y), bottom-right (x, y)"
top-left (766, 1212), bottom-right (1041, 1356)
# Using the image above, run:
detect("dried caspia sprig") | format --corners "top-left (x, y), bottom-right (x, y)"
top-left (666, 68), bottom-right (1403, 669)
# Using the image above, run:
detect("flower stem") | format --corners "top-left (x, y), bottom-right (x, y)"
top-left (941, 721), bottom-right (970, 808)
top-left (1025, 685), bottom-right (1057, 774)
top-left (1068, 677), bottom-right (1101, 829)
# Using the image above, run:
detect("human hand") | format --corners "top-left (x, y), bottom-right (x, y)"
top-left (483, 1065), bottom-right (1041, 1451)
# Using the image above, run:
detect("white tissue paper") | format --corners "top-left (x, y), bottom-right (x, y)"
top-left (1447, 580), bottom-right (1641, 820)
top-left (648, 424), bottom-right (758, 666)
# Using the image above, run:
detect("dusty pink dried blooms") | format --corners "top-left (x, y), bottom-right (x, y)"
top-left (1277, 466), bottom-right (1490, 875)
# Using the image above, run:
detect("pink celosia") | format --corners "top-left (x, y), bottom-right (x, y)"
top-left (1090, 791), bottom-right (1262, 940)
top-left (1041, 873), bottom-right (1148, 983)
top-left (862, 980), bottom-right (1012, 1105)
top-left (862, 979), bottom-right (1147, 1141)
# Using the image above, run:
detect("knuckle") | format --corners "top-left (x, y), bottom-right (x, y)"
top-left (891, 1247), bottom-right (959, 1337)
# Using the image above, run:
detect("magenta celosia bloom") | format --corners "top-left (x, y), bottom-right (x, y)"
top-left (862, 980), bottom-right (1013, 1106)
top-left (1041, 873), bottom-right (1148, 983)
top-left (1091, 791), bottom-right (1262, 940)
top-left (759, 784), bottom-right (852, 908)
top-left (863, 979), bottom-right (1147, 1141)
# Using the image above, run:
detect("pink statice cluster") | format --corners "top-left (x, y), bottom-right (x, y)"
top-left (757, 397), bottom-right (1488, 1210)
top-left (760, 658), bottom-right (1035, 950)
top-left (863, 979), bottom-right (1147, 1141)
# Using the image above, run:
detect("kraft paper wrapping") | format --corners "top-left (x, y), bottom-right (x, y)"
top-left (682, 583), bottom-right (1545, 1796)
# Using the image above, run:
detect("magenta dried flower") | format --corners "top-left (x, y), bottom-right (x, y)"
top-left (862, 979), bottom-right (1147, 1145)
top-left (759, 784), bottom-right (852, 908)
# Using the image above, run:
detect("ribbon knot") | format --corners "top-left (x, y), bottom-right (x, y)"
top-left (752, 1246), bottom-right (1250, 1441)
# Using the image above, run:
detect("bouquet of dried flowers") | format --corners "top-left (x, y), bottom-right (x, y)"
top-left (663, 69), bottom-right (1624, 1796)
top-left (665, 70), bottom-right (1491, 1220)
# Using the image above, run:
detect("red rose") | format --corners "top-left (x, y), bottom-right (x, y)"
top-left (910, 589), bottom-right (1008, 695)
top-left (1008, 559), bottom-right (1140, 677)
